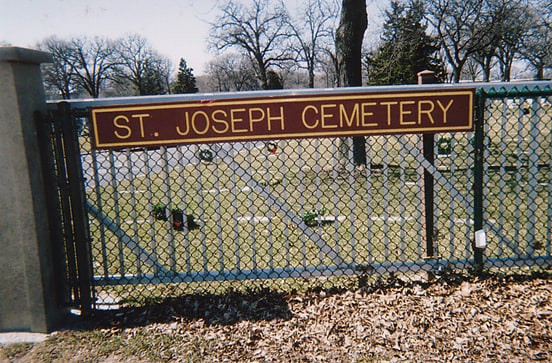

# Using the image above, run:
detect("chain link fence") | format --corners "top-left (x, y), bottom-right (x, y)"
top-left (480, 85), bottom-right (551, 268)
top-left (49, 82), bottom-right (551, 308)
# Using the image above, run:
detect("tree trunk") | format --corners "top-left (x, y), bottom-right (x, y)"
top-left (336, 0), bottom-right (367, 87)
top-left (451, 66), bottom-right (461, 83)
top-left (500, 60), bottom-right (512, 82)
top-left (255, 54), bottom-right (269, 90)
top-left (308, 68), bottom-right (315, 88)
top-left (335, 0), bottom-right (368, 166)
top-left (535, 63), bottom-right (544, 80)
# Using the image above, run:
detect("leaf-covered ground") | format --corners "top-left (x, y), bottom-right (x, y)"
top-left (2, 272), bottom-right (551, 362)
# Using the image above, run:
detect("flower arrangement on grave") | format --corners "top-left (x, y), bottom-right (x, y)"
top-left (198, 149), bottom-right (214, 162)
top-left (153, 203), bottom-right (168, 221)
top-left (437, 136), bottom-right (452, 155)
top-left (152, 203), bottom-right (200, 231)
top-left (266, 142), bottom-right (278, 155)
top-left (303, 207), bottom-right (330, 227)
top-left (171, 208), bottom-right (200, 231)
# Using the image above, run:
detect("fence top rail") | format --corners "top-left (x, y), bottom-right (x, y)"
top-left (46, 80), bottom-right (552, 111)
top-left (477, 82), bottom-right (552, 98)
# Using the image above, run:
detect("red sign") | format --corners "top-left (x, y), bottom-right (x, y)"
top-left (90, 89), bottom-right (474, 149)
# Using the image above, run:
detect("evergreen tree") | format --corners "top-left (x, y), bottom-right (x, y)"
top-left (366, 0), bottom-right (445, 85)
top-left (172, 58), bottom-right (198, 93)
top-left (139, 63), bottom-right (167, 95)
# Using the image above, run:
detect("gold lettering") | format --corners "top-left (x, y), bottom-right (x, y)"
top-left (321, 104), bottom-right (337, 128)
top-left (361, 102), bottom-right (378, 127)
top-left (212, 110), bottom-right (229, 134)
top-left (418, 100), bottom-right (435, 124)
top-left (380, 101), bottom-right (398, 126)
top-left (340, 104), bottom-right (359, 127)
top-left (399, 101), bottom-right (416, 125)
top-left (302, 105), bottom-right (319, 129)
top-left (176, 113), bottom-right (190, 136)
top-left (190, 111), bottom-right (210, 135)
top-left (230, 108), bottom-right (248, 133)
top-left (113, 115), bottom-right (132, 139)
top-left (267, 106), bottom-right (285, 131)
top-left (436, 99), bottom-right (454, 124)
top-left (248, 108), bottom-right (265, 132)
top-left (131, 113), bottom-right (150, 138)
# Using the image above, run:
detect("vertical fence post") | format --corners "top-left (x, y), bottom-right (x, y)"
top-left (418, 71), bottom-right (436, 262)
top-left (58, 101), bottom-right (93, 314)
top-left (34, 111), bottom-right (70, 308)
top-left (473, 91), bottom-right (485, 274)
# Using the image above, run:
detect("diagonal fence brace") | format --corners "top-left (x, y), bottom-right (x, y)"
top-left (87, 201), bottom-right (171, 276)
top-left (227, 159), bottom-right (347, 267)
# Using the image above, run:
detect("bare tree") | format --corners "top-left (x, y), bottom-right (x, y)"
top-left (470, 0), bottom-right (505, 82)
top-left (493, 1), bottom-right (533, 82)
top-left (209, 0), bottom-right (293, 90)
top-left (319, 51), bottom-right (341, 87)
top-left (462, 57), bottom-right (483, 81)
top-left (69, 36), bottom-right (118, 98)
top-left (114, 34), bottom-right (172, 95)
top-left (519, 2), bottom-right (552, 80)
top-left (308, 0), bottom-right (342, 88)
top-left (205, 53), bottom-right (259, 92)
top-left (425, 0), bottom-right (504, 83)
top-left (159, 57), bottom-right (173, 94)
top-left (288, 0), bottom-right (339, 88)
top-left (37, 36), bottom-right (79, 99)
top-left (336, 0), bottom-right (368, 166)
top-left (469, 0), bottom-right (534, 82)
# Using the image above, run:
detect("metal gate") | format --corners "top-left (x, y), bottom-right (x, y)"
top-left (38, 102), bottom-right (92, 314)
top-left (478, 84), bottom-right (552, 268)
top-left (43, 82), bottom-right (551, 311)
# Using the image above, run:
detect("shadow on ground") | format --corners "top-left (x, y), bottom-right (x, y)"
top-left (64, 268), bottom-right (552, 332)
top-left (67, 288), bottom-right (292, 331)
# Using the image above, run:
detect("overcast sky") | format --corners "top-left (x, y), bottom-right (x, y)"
top-left (0, 0), bottom-right (385, 75)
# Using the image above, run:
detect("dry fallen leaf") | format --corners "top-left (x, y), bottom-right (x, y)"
top-left (4, 273), bottom-right (552, 363)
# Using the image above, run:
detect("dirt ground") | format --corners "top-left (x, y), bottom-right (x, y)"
top-left (2, 271), bottom-right (551, 362)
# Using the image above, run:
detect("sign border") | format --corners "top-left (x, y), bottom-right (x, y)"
top-left (90, 88), bottom-right (474, 149)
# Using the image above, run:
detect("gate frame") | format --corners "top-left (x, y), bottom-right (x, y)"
top-left (473, 88), bottom-right (486, 273)
top-left (41, 102), bottom-right (94, 315)
top-left (476, 84), bottom-right (552, 271)
top-left (46, 80), bottom-right (552, 312)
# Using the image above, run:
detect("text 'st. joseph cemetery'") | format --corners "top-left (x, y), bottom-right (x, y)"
top-left (90, 88), bottom-right (474, 149)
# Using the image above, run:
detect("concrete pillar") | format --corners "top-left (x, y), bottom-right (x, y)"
top-left (0, 47), bottom-right (63, 332)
